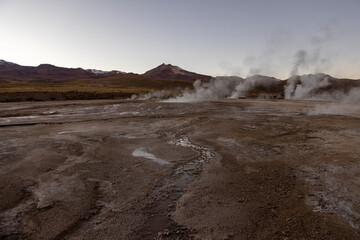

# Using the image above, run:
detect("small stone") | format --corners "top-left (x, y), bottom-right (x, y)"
top-left (273, 147), bottom-right (282, 154)
top-left (163, 229), bottom-right (170, 236)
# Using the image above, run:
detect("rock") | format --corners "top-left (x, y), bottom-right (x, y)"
top-left (163, 229), bottom-right (170, 236)
top-left (273, 147), bottom-right (282, 154)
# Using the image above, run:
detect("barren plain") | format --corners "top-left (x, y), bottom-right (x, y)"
top-left (0, 99), bottom-right (359, 239)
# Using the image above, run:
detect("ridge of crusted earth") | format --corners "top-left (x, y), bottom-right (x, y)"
top-left (0, 99), bottom-right (359, 239)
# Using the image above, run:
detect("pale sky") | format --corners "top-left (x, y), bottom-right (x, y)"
top-left (0, 0), bottom-right (359, 79)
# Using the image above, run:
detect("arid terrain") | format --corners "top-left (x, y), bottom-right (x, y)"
top-left (0, 99), bottom-right (360, 239)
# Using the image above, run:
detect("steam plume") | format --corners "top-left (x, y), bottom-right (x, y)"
top-left (164, 76), bottom-right (281, 102)
top-left (285, 74), bottom-right (330, 100)
top-left (285, 73), bottom-right (360, 104)
top-left (291, 50), bottom-right (307, 76)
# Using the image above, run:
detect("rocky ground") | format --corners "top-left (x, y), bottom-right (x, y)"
top-left (0, 99), bottom-right (359, 239)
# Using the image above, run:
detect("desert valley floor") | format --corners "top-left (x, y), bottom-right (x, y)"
top-left (0, 99), bottom-right (360, 239)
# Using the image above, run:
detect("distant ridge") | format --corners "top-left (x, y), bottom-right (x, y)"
top-left (0, 60), bottom-right (122, 81)
top-left (1, 59), bottom-right (359, 87)
top-left (1, 59), bottom-right (360, 102)
top-left (143, 63), bottom-right (212, 81)
top-left (0, 60), bottom-right (212, 82)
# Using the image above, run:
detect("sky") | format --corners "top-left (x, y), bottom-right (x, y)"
top-left (0, 0), bottom-right (360, 79)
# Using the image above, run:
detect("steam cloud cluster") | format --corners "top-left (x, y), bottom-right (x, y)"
top-left (133, 30), bottom-right (359, 105)
top-left (164, 76), bottom-right (280, 102)
top-left (284, 73), bottom-right (360, 103)
top-left (134, 73), bottom-right (359, 107)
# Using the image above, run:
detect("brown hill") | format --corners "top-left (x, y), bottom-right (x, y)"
top-left (0, 60), bottom-right (196, 102)
top-left (0, 60), bottom-right (212, 82)
top-left (143, 63), bottom-right (212, 81)
top-left (0, 60), bottom-right (120, 81)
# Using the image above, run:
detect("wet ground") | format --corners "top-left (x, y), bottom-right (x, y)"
top-left (0, 99), bottom-right (359, 239)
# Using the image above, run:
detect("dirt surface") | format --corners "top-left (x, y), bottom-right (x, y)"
top-left (0, 91), bottom-right (133, 102)
top-left (0, 99), bottom-right (359, 239)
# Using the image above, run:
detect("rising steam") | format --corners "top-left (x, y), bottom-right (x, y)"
top-left (285, 74), bottom-right (330, 100)
top-left (164, 76), bottom-right (281, 102)
top-left (284, 73), bottom-right (360, 115)
top-left (134, 72), bottom-right (359, 108)
top-left (284, 73), bottom-right (360, 104)
top-left (134, 25), bottom-right (359, 110)
top-left (290, 50), bottom-right (308, 76)
top-left (133, 76), bottom-right (281, 102)
top-left (309, 100), bottom-right (360, 116)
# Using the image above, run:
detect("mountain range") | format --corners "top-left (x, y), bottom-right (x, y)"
top-left (0, 60), bottom-right (211, 82)
top-left (143, 63), bottom-right (211, 81)
top-left (0, 59), bottom-right (359, 102)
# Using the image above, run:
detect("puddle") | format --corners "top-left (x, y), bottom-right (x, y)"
top-left (119, 112), bottom-right (140, 116)
top-left (104, 104), bottom-right (120, 112)
top-left (42, 110), bottom-right (58, 115)
top-left (58, 130), bottom-right (82, 135)
top-left (132, 148), bottom-right (170, 165)
top-left (0, 115), bottom-right (38, 123)
top-left (217, 137), bottom-right (239, 146)
top-left (170, 137), bottom-right (214, 175)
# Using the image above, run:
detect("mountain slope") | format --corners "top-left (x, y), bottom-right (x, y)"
top-left (0, 60), bottom-right (196, 101)
top-left (0, 60), bottom-right (121, 81)
top-left (143, 63), bottom-right (212, 81)
top-left (0, 60), bottom-right (213, 82)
